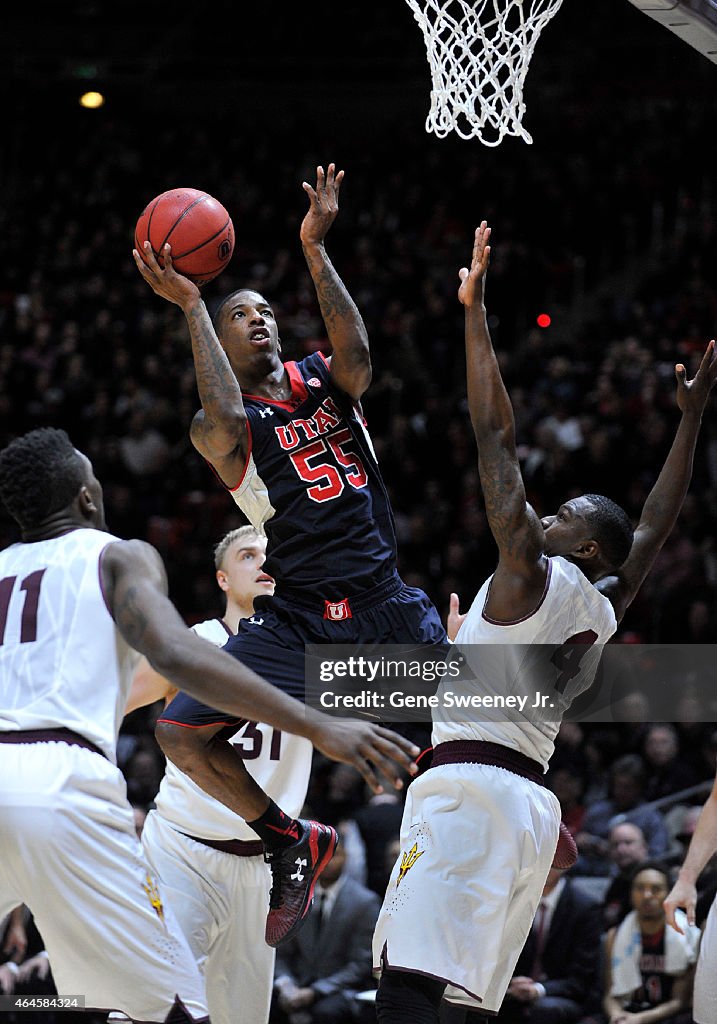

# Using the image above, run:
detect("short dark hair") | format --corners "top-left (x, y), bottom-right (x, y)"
top-left (0, 428), bottom-right (85, 530)
top-left (610, 753), bottom-right (646, 783)
top-left (211, 290), bottom-right (240, 333)
top-left (582, 493), bottom-right (634, 569)
top-left (211, 288), bottom-right (267, 334)
top-left (629, 859), bottom-right (671, 888)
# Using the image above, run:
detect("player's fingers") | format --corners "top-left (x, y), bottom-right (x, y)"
top-left (450, 592), bottom-right (460, 614)
top-left (373, 725), bottom-right (420, 760)
top-left (132, 249), bottom-right (152, 277)
top-left (701, 338), bottom-right (716, 367)
top-left (334, 168), bottom-right (344, 198)
top-left (302, 181), bottom-right (318, 203)
top-left (703, 339), bottom-right (717, 380)
top-left (163, 243), bottom-right (174, 269)
top-left (141, 241), bottom-right (164, 273)
top-left (458, 267), bottom-right (469, 282)
top-left (315, 165), bottom-right (326, 191)
top-left (369, 739), bottom-right (419, 782)
top-left (663, 900), bottom-right (684, 933)
top-left (354, 757), bottom-right (382, 794)
top-left (674, 363), bottom-right (687, 386)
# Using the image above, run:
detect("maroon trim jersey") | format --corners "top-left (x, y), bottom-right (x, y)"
top-left (226, 352), bottom-right (397, 599)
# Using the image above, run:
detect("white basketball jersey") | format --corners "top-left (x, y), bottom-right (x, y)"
top-left (0, 528), bottom-right (139, 762)
top-left (432, 556), bottom-right (617, 768)
top-left (153, 617), bottom-right (313, 842)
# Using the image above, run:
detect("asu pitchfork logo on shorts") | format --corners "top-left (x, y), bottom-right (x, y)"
top-left (396, 841), bottom-right (424, 887)
top-left (142, 872), bottom-right (165, 922)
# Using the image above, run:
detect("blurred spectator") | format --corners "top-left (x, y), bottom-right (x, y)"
top-left (600, 862), bottom-right (699, 1024)
top-left (117, 408), bottom-right (171, 479)
top-left (601, 822), bottom-right (650, 931)
top-left (123, 741), bottom-right (165, 809)
top-left (548, 766), bottom-right (587, 838)
top-left (353, 775), bottom-right (406, 897)
top-left (577, 755), bottom-right (670, 875)
top-left (641, 725), bottom-right (701, 803)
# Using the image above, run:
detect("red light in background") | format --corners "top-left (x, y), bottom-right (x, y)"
top-left (536, 313), bottom-right (552, 328)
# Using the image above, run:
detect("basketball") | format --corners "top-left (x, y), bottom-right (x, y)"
top-left (134, 188), bottom-right (235, 286)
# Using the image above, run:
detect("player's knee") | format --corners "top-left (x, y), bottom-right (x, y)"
top-left (154, 721), bottom-right (196, 770)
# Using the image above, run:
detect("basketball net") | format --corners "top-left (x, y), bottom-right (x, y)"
top-left (404, 0), bottom-right (564, 146)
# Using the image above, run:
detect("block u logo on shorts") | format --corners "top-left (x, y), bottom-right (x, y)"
top-left (323, 598), bottom-right (352, 621)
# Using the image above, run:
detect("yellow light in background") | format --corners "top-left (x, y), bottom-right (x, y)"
top-left (79, 91), bottom-right (105, 109)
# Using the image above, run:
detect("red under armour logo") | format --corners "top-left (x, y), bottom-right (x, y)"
top-left (323, 598), bottom-right (352, 621)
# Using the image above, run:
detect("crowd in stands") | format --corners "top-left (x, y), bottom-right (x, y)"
top-left (2, 5), bottom-right (717, 1019)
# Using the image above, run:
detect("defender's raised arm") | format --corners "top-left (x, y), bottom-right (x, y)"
top-left (459, 222), bottom-right (546, 619)
top-left (596, 340), bottom-right (717, 623)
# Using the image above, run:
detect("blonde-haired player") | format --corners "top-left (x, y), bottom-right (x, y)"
top-left (126, 525), bottom-right (315, 1024)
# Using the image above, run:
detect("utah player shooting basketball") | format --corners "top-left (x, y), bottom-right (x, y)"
top-left (372, 221), bottom-right (717, 1024)
top-left (0, 428), bottom-right (420, 1022)
top-left (133, 162), bottom-right (449, 938)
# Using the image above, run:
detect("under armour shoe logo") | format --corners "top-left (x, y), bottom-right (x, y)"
top-left (291, 858), bottom-right (308, 882)
top-left (259, 408), bottom-right (275, 419)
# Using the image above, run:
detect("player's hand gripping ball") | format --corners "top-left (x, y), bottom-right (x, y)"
top-left (134, 187), bottom-right (234, 286)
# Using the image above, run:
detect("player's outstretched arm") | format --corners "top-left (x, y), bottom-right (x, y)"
top-left (124, 656), bottom-right (176, 716)
top-left (458, 223), bottom-right (546, 615)
top-left (102, 539), bottom-right (418, 792)
top-left (597, 340), bottom-right (717, 624)
top-left (664, 773), bottom-right (717, 933)
top-left (133, 243), bottom-right (248, 481)
top-left (300, 163), bottom-right (371, 401)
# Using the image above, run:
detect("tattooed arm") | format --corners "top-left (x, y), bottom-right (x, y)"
top-left (596, 341), bottom-right (717, 624)
top-left (458, 223), bottom-right (547, 621)
top-left (300, 164), bottom-right (371, 401)
top-left (100, 539), bottom-right (420, 793)
top-left (132, 244), bottom-right (248, 487)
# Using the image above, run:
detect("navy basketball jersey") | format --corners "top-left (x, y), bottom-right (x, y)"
top-left (227, 352), bottom-right (397, 598)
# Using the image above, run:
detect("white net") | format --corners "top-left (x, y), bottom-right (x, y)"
top-left (404, 0), bottom-right (565, 146)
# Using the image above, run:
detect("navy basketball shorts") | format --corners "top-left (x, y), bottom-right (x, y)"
top-left (224, 570), bottom-right (448, 702)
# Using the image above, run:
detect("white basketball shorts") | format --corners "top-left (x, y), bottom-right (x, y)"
top-left (372, 760), bottom-right (560, 1013)
top-left (141, 810), bottom-right (275, 1024)
top-left (0, 740), bottom-right (208, 1022)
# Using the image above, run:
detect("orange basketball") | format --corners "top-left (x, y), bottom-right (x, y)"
top-left (135, 187), bottom-right (235, 286)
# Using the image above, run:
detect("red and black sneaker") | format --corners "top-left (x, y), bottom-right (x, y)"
top-left (264, 820), bottom-right (338, 947)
